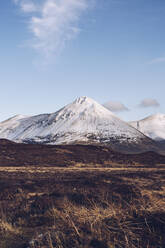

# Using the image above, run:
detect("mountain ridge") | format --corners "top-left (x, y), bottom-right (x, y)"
top-left (0, 96), bottom-right (158, 153)
top-left (130, 113), bottom-right (165, 141)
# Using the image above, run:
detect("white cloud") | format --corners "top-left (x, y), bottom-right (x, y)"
top-left (103, 101), bottom-right (129, 112)
top-left (138, 98), bottom-right (160, 108)
top-left (148, 57), bottom-right (165, 65)
top-left (21, 1), bottom-right (37, 12)
top-left (14, 0), bottom-right (89, 58)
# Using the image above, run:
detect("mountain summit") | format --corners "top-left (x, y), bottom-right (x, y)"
top-left (0, 96), bottom-right (156, 152)
top-left (130, 113), bottom-right (165, 141)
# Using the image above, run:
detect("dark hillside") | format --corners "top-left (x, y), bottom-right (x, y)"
top-left (0, 139), bottom-right (165, 167)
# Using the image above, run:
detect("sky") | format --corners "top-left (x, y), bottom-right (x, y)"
top-left (0, 0), bottom-right (165, 122)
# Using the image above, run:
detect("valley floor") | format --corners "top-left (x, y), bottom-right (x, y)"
top-left (0, 166), bottom-right (165, 248)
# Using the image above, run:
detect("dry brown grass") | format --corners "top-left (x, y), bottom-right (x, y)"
top-left (1, 167), bottom-right (165, 248)
top-left (1, 166), bottom-right (165, 173)
top-left (0, 220), bottom-right (19, 234)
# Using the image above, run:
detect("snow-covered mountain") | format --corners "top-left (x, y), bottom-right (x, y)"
top-left (130, 113), bottom-right (165, 141)
top-left (0, 97), bottom-right (156, 152)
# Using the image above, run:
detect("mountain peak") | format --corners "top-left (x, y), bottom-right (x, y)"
top-left (149, 113), bottom-right (165, 119)
top-left (0, 97), bottom-right (155, 153)
top-left (139, 113), bottom-right (165, 122)
top-left (64, 96), bottom-right (114, 118)
top-left (73, 96), bottom-right (97, 105)
top-left (130, 113), bottom-right (165, 141)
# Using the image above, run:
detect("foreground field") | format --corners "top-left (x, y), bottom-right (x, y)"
top-left (0, 166), bottom-right (165, 248)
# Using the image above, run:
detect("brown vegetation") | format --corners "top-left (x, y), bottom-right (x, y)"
top-left (0, 140), bottom-right (165, 167)
top-left (1, 166), bottom-right (165, 248)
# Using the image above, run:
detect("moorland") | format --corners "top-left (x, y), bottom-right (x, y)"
top-left (0, 140), bottom-right (165, 248)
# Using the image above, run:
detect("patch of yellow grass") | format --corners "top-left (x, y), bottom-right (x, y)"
top-left (1, 166), bottom-right (165, 174)
top-left (0, 219), bottom-right (19, 234)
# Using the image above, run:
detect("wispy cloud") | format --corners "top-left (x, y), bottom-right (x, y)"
top-left (14, 0), bottom-right (89, 59)
top-left (148, 57), bottom-right (165, 65)
top-left (138, 98), bottom-right (160, 108)
top-left (103, 101), bottom-right (129, 113)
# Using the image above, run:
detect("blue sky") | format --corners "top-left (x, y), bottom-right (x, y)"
top-left (0, 0), bottom-right (165, 121)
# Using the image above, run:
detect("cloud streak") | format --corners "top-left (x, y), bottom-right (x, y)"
top-left (138, 98), bottom-right (160, 108)
top-left (148, 57), bottom-right (165, 65)
top-left (14, 0), bottom-right (89, 58)
top-left (103, 101), bottom-right (129, 113)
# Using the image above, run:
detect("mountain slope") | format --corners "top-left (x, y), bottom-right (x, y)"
top-left (130, 113), bottom-right (165, 141)
top-left (0, 97), bottom-right (157, 152)
top-left (0, 115), bottom-right (29, 138)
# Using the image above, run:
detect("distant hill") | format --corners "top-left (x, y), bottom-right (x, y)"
top-left (0, 140), bottom-right (164, 167)
top-left (130, 113), bottom-right (165, 141)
